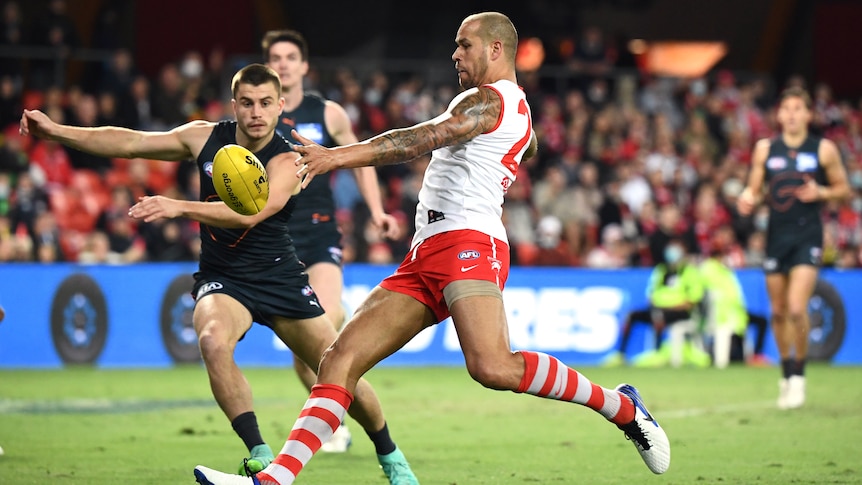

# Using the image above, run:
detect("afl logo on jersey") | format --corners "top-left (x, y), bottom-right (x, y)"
top-left (766, 157), bottom-right (786, 170)
top-left (458, 250), bottom-right (481, 260)
top-left (301, 285), bottom-right (314, 297)
top-left (204, 161), bottom-right (214, 178)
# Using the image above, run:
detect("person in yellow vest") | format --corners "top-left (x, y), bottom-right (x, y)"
top-left (700, 226), bottom-right (770, 368)
top-left (605, 238), bottom-right (707, 367)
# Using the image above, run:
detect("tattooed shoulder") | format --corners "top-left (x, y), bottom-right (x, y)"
top-left (451, 86), bottom-right (502, 136)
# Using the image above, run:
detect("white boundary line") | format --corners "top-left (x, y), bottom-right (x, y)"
top-left (660, 400), bottom-right (775, 419)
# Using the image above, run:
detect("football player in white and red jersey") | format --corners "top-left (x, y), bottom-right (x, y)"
top-left (195, 12), bottom-right (670, 485)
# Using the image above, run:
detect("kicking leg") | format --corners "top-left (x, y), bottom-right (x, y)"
top-left (446, 281), bottom-right (670, 474)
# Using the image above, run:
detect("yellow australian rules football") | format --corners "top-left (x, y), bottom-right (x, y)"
top-left (212, 144), bottom-right (269, 215)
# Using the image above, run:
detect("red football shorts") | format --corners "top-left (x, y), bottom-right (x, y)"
top-left (379, 229), bottom-right (510, 323)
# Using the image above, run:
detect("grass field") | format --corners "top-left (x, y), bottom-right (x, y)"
top-left (1, 364), bottom-right (860, 484)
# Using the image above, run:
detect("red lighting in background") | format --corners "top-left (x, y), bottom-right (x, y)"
top-left (516, 37), bottom-right (545, 72)
top-left (629, 40), bottom-right (728, 78)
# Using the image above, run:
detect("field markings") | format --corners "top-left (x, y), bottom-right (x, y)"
top-left (0, 398), bottom-right (218, 414)
top-left (660, 400), bottom-right (776, 419)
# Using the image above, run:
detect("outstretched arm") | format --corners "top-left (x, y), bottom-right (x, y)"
top-left (20, 109), bottom-right (211, 161)
top-left (293, 86), bottom-right (503, 187)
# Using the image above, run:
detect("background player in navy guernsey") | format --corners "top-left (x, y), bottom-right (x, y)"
top-left (262, 29), bottom-right (402, 453)
top-left (738, 86), bottom-right (850, 410)
top-left (19, 63), bottom-right (418, 484)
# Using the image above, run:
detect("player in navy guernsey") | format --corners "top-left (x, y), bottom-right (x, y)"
top-left (20, 63), bottom-right (417, 484)
top-left (738, 86), bottom-right (850, 409)
top-left (262, 29), bottom-right (403, 455)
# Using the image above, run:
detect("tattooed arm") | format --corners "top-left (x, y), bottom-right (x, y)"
top-left (292, 86), bottom-right (502, 186)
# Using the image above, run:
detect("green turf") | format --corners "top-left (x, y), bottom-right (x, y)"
top-left (0, 364), bottom-right (860, 484)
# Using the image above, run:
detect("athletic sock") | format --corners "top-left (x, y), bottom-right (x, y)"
top-left (516, 350), bottom-right (635, 426)
top-left (231, 411), bottom-right (266, 452)
top-left (781, 358), bottom-right (794, 379)
top-left (258, 384), bottom-right (353, 485)
top-left (365, 421), bottom-right (396, 456)
top-left (794, 358), bottom-right (806, 377)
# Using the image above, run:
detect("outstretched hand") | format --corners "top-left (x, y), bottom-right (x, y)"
top-left (128, 196), bottom-right (181, 223)
top-left (19, 109), bottom-right (56, 139)
top-left (292, 129), bottom-right (342, 190)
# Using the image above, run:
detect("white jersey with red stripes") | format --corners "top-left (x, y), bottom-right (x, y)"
top-left (412, 79), bottom-right (534, 248)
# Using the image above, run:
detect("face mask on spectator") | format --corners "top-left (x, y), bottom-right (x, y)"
top-left (664, 245), bottom-right (684, 264)
top-left (850, 170), bottom-right (862, 189)
top-left (754, 213), bottom-right (769, 231)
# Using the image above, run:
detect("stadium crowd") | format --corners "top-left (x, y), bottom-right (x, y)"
top-left (1, 9), bottom-right (861, 269)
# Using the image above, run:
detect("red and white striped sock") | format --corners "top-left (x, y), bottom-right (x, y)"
top-left (256, 384), bottom-right (353, 485)
top-left (516, 350), bottom-right (634, 425)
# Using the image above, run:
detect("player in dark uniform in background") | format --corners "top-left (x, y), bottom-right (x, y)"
top-left (262, 29), bottom-right (402, 453)
top-left (738, 86), bottom-right (850, 409)
top-left (20, 63), bottom-right (418, 484)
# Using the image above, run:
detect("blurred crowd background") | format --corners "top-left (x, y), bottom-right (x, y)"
top-left (1, 0), bottom-right (862, 269)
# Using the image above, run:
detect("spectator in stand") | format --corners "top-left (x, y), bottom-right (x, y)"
top-left (32, 207), bottom-right (64, 261)
top-left (0, 125), bottom-right (29, 175)
top-left (96, 91), bottom-right (123, 127)
top-left (126, 75), bottom-right (155, 130)
top-left (0, 75), bottom-right (21, 129)
top-left (98, 49), bottom-right (138, 103)
top-left (616, 162), bottom-right (651, 218)
top-left (150, 63), bottom-right (187, 129)
top-left (92, 184), bottom-right (144, 263)
top-left (532, 165), bottom-right (575, 220)
top-left (585, 223), bottom-right (629, 268)
top-left (64, 94), bottom-right (112, 172)
top-left (686, 183), bottom-right (731, 257)
top-left (735, 84), bottom-right (770, 142)
top-left (644, 133), bottom-right (681, 186)
top-left (533, 215), bottom-right (578, 266)
top-left (812, 82), bottom-right (843, 133)
top-left (199, 47), bottom-right (227, 104)
top-left (8, 171), bottom-right (49, 241)
top-left (77, 230), bottom-right (112, 264)
top-left (146, 218), bottom-right (196, 262)
top-left (570, 161), bottom-right (604, 247)
top-left (584, 108), bottom-right (618, 169)
top-left (680, 114), bottom-right (719, 164)
top-left (565, 25), bottom-right (615, 90)
top-left (502, 176), bottom-right (538, 265)
top-left (640, 76), bottom-right (684, 131)
top-left (713, 70), bottom-right (741, 111)
top-left (177, 50), bottom-right (207, 118)
top-left (648, 204), bottom-right (688, 266)
top-left (534, 95), bottom-right (567, 161)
